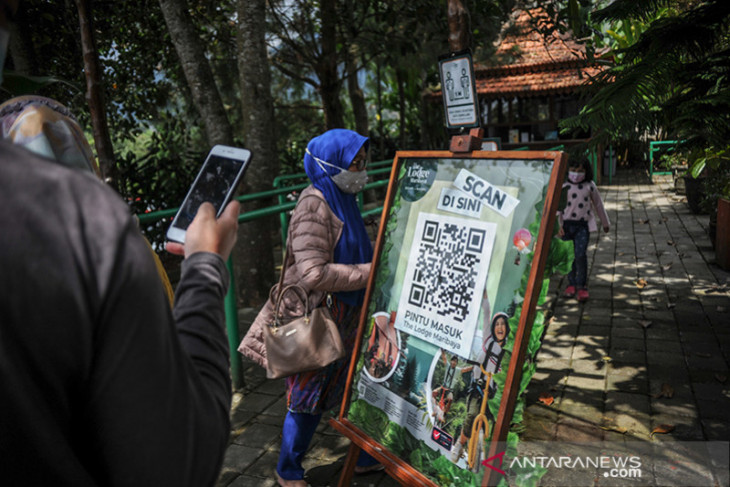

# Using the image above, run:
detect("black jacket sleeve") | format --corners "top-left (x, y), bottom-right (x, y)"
top-left (84, 221), bottom-right (232, 487)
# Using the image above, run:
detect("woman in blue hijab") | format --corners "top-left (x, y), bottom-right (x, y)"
top-left (270, 129), bottom-right (380, 486)
top-left (303, 128), bottom-right (373, 301)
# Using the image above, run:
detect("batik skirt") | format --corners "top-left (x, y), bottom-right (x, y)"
top-left (285, 295), bottom-right (361, 414)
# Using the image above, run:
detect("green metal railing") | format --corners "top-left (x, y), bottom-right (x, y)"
top-left (649, 140), bottom-right (679, 177)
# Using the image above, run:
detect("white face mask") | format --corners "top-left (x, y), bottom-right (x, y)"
top-left (0, 28), bottom-right (10, 86)
top-left (307, 148), bottom-right (369, 194)
top-left (568, 171), bottom-right (585, 183)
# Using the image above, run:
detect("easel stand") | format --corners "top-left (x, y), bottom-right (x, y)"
top-left (329, 418), bottom-right (439, 487)
top-left (449, 127), bottom-right (484, 153)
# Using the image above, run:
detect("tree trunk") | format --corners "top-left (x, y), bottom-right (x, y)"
top-left (318, 0), bottom-right (344, 129)
top-left (8, 2), bottom-right (37, 75)
top-left (74, 0), bottom-right (117, 189)
top-left (235, 0), bottom-right (277, 306)
top-left (447, 0), bottom-right (470, 52)
top-left (345, 51), bottom-right (368, 137)
top-left (158, 0), bottom-right (233, 147)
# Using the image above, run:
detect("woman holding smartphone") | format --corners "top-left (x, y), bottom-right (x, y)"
top-left (239, 129), bottom-right (381, 486)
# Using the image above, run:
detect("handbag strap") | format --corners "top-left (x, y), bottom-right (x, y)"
top-left (271, 192), bottom-right (334, 326)
top-left (273, 284), bottom-right (309, 328)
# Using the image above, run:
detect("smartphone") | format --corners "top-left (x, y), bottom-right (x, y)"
top-left (166, 145), bottom-right (252, 244)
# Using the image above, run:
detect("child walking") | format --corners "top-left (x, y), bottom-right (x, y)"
top-left (558, 158), bottom-right (610, 302)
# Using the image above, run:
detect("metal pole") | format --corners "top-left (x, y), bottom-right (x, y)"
top-left (609, 145), bottom-right (613, 185)
top-left (225, 256), bottom-right (245, 390)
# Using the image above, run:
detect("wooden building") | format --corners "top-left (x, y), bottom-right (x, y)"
top-left (474, 10), bottom-right (607, 150)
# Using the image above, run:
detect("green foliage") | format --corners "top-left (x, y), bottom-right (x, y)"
top-left (562, 0), bottom-right (730, 156)
top-left (544, 234), bottom-right (574, 277)
top-left (348, 399), bottom-right (391, 441)
top-left (351, 399), bottom-right (483, 486)
top-left (114, 114), bottom-right (207, 246)
top-left (691, 147), bottom-right (730, 212)
top-left (0, 72), bottom-right (76, 97)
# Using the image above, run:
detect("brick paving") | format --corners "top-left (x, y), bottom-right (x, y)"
top-left (218, 168), bottom-right (730, 487)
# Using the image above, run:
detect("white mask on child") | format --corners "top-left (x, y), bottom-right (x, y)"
top-left (568, 171), bottom-right (585, 183)
top-left (307, 148), bottom-right (369, 194)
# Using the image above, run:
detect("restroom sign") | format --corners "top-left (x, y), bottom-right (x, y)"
top-left (438, 50), bottom-right (480, 129)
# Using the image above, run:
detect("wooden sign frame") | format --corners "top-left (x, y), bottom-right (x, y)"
top-left (330, 150), bottom-right (567, 487)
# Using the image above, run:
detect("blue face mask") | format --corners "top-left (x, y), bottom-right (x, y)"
top-left (0, 27), bottom-right (9, 86)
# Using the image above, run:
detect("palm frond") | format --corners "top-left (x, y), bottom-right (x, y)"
top-left (593, 0), bottom-right (670, 23)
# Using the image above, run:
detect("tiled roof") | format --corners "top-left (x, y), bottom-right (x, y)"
top-left (474, 9), bottom-right (608, 97)
top-left (476, 64), bottom-right (605, 98)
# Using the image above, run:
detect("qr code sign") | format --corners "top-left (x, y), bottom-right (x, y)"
top-left (409, 220), bottom-right (486, 323)
top-left (395, 211), bottom-right (496, 356)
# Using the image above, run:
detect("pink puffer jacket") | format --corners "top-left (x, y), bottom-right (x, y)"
top-left (237, 186), bottom-right (371, 368)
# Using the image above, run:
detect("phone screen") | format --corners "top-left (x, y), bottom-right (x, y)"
top-left (173, 154), bottom-right (244, 231)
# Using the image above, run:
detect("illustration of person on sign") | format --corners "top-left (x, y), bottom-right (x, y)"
top-left (445, 71), bottom-right (455, 101)
top-left (431, 352), bottom-right (472, 427)
top-left (460, 68), bottom-right (470, 100)
top-left (450, 312), bottom-right (511, 470)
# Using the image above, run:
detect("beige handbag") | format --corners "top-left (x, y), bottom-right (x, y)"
top-left (263, 249), bottom-right (345, 379)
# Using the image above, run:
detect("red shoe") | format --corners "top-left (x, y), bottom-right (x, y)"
top-left (577, 288), bottom-right (589, 302)
top-left (564, 285), bottom-right (576, 298)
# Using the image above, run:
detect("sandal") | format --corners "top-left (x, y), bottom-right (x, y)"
top-left (275, 471), bottom-right (310, 487)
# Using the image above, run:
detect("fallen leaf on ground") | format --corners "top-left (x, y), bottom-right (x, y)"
top-left (653, 383), bottom-right (675, 399)
top-left (602, 356), bottom-right (613, 363)
top-left (635, 278), bottom-right (648, 289)
top-left (651, 424), bottom-right (675, 437)
top-left (662, 263), bottom-right (673, 271)
top-left (600, 416), bottom-right (629, 433)
top-left (600, 418), bottom-right (628, 434)
top-left (537, 392), bottom-right (554, 406)
top-left (638, 320), bottom-right (653, 329)
top-left (667, 240), bottom-right (676, 246)
top-left (661, 217), bottom-right (668, 222)
top-left (583, 315), bottom-right (591, 321)
top-left (638, 219), bottom-right (649, 224)
top-left (705, 284), bottom-right (728, 294)
top-left (715, 374), bottom-right (728, 383)
top-left (667, 302), bottom-right (676, 309)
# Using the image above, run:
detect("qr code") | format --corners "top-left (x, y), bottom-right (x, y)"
top-left (407, 218), bottom-right (486, 322)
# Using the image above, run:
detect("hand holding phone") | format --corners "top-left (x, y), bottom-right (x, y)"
top-left (166, 200), bottom-right (240, 260)
top-left (166, 145), bottom-right (252, 244)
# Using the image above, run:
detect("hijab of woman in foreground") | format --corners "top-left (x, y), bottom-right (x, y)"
top-left (0, 95), bottom-right (174, 305)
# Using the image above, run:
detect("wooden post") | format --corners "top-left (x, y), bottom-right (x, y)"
top-left (450, 127), bottom-right (484, 153)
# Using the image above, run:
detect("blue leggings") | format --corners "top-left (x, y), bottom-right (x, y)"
top-left (277, 411), bottom-right (379, 480)
top-left (563, 220), bottom-right (589, 288)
